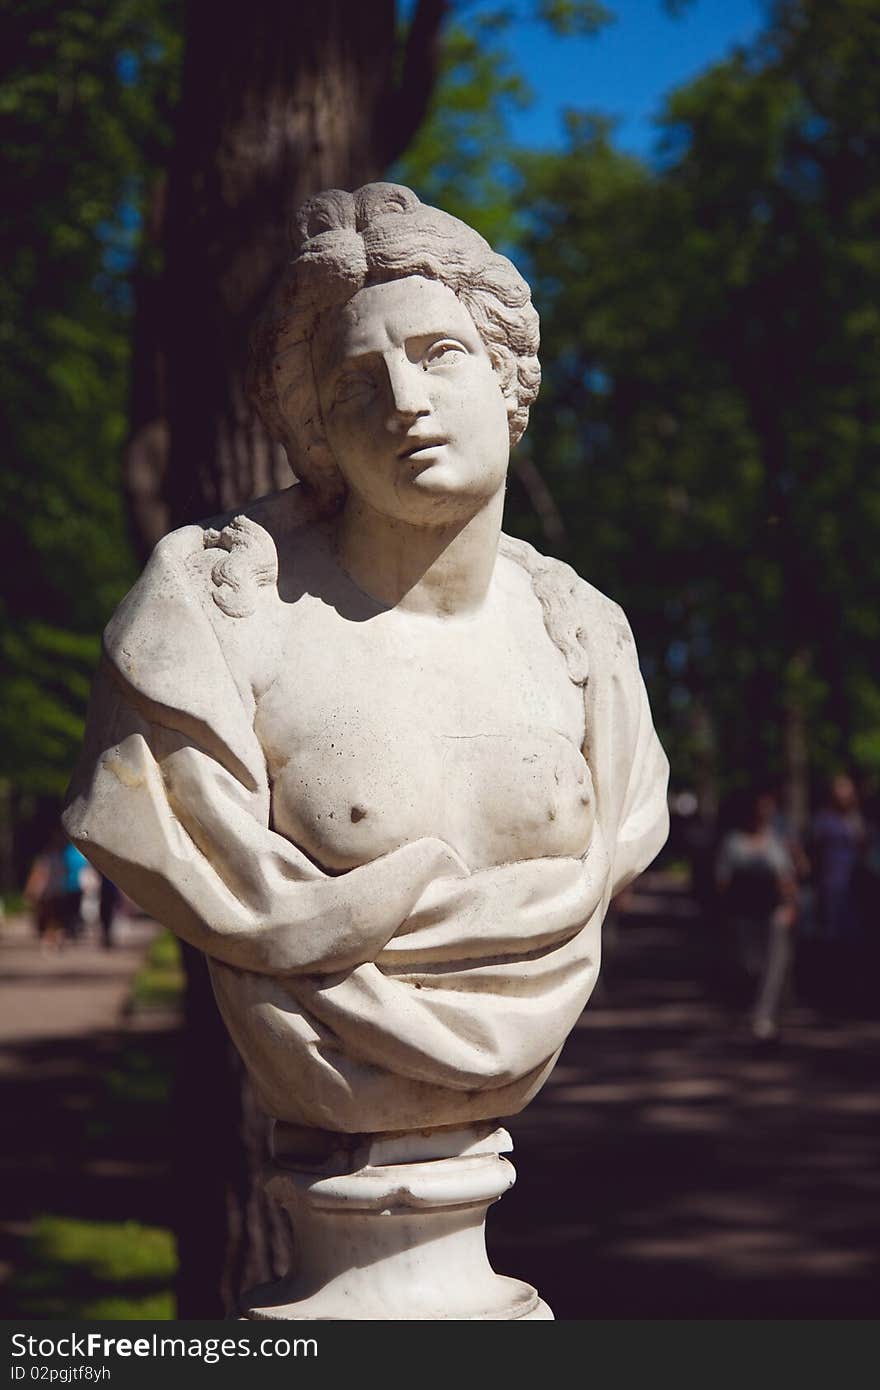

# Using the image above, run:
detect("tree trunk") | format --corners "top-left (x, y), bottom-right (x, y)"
top-left (782, 649), bottom-right (811, 837)
top-left (122, 0), bottom-right (448, 1318)
top-left (162, 0), bottom-right (394, 532)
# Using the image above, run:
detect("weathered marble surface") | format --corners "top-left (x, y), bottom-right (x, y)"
top-left (63, 183), bottom-right (668, 1315)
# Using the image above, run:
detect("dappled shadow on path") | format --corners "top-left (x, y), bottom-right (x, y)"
top-left (0, 1024), bottom-right (177, 1317)
top-left (490, 879), bottom-right (880, 1318)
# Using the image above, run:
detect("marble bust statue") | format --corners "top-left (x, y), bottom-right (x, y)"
top-left (64, 183), bottom-right (668, 1319)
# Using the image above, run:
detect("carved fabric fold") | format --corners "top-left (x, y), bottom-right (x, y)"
top-left (64, 508), bottom-right (668, 1132)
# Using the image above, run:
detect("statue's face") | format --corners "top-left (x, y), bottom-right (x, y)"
top-left (313, 276), bottom-right (510, 524)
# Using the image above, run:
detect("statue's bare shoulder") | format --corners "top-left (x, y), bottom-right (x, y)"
top-left (498, 532), bottom-right (640, 693)
top-left (110, 487), bottom-right (324, 701)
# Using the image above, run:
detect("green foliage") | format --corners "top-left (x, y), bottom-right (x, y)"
top-left (395, 9), bottom-right (532, 246)
top-left (0, 0), bottom-right (182, 798)
top-left (396, 0), bottom-right (632, 245)
top-left (537, 1), bottom-right (615, 36)
top-left (516, 0), bottom-right (880, 797)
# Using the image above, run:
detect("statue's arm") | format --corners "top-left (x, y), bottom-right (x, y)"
top-left (62, 663), bottom-right (465, 976)
top-left (378, 847), bottom-right (607, 965)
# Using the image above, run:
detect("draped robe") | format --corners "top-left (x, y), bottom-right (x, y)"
top-left (63, 491), bottom-right (668, 1132)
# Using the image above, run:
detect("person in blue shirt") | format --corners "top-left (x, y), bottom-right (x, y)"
top-left (25, 830), bottom-right (87, 947)
top-left (59, 839), bottom-right (88, 940)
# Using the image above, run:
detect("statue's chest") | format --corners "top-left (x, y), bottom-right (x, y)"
top-left (253, 603), bottom-right (592, 871)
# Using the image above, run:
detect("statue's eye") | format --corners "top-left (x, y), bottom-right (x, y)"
top-left (424, 340), bottom-right (466, 368)
top-left (335, 371), bottom-right (375, 403)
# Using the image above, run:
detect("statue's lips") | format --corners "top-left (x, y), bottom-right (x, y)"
top-left (398, 436), bottom-right (449, 462)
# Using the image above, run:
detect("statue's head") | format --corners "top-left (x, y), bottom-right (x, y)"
top-left (249, 183), bottom-right (540, 514)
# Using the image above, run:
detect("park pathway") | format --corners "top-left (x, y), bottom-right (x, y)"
top-left (0, 912), bottom-right (174, 1316)
top-left (0, 912), bottom-right (158, 1043)
top-left (2, 877), bottom-right (878, 1319)
top-left (495, 872), bottom-right (880, 1318)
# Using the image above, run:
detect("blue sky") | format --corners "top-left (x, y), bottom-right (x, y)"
top-left (497, 0), bottom-right (766, 155)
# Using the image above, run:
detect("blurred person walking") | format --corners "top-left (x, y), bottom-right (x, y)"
top-left (24, 830), bottom-right (67, 951)
top-left (716, 790), bottom-right (798, 1042)
top-left (811, 775), bottom-right (865, 942)
top-left (59, 839), bottom-right (88, 942)
top-left (860, 788), bottom-right (880, 928)
top-left (99, 875), bottom-right (121, 949)
top-left (24, 829), bottom-right (87, 950)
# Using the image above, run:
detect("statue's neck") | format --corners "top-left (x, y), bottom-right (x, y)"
top-left (333, 489), bottom-right (505, 618)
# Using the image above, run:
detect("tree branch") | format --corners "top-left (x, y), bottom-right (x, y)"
top-left (509, 451), bottom-right (569, 554)
top-left (377, 0), bottom-right (449, 168)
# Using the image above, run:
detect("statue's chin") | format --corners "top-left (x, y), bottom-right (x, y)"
top-left (404, 450), bottom-right (506, 491)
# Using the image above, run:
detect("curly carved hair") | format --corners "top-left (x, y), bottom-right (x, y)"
top-left (248, 182), bottom-right (541, 512)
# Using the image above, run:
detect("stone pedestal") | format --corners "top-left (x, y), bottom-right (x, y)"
top-left (241, 1123), bottom-right (552, 1321)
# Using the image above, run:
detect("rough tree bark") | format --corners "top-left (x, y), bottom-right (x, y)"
top-left (122, 0), bottom-right (448, 1315)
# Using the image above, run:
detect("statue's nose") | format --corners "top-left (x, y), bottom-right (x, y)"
top-left (385, 357), bottom-right (431, 430)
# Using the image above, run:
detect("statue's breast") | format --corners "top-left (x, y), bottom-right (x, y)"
top-left (253, 592), bottom-right (592, 873)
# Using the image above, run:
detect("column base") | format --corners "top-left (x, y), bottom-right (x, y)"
top-left (239, 1124), bottom-right (553, 1321)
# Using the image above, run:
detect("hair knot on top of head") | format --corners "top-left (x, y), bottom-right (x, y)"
top-left (249, 182), bottom-right (541, 514)
top-left (295, 232), bottom-right (368, 298)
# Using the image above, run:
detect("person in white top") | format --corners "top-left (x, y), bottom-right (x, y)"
top-left (717, 789), bottom-right (798, 1041)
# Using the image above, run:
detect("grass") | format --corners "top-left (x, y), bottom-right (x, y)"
top-left (15, 1217), bottom-right (176, 1319)
top-left (12, 930), bottom-right (185, 1319)
top-left (129, 929), bottom-right (185, 1010)
top-left (661, 857), bottom-right (692, 884)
